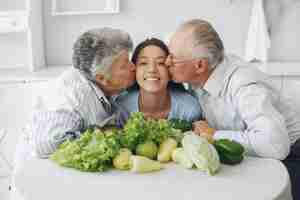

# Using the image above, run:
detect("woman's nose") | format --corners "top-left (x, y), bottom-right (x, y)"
top-left (148, 62), bottom-right (158, 72)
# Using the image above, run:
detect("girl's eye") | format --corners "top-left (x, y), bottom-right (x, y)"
top-left (138, 62), bottom-right (147, 66)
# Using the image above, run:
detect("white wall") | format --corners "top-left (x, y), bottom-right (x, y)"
top-left (0, 1), bottom-right (27, 69)
top-left (0, 33), bottom-right (28, 68)
top-left (43, 0), bottom-right (253, 65)
top-left (1, 0), bottom-right (300, 67)
top-left (0, 0), bottom-right (25, 11)
top-left (268, 2), bottom-right (300, 61)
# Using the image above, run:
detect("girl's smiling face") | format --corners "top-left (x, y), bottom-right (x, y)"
top-left (136, 45), bottom-right (170, 93)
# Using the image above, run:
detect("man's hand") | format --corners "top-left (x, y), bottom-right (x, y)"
top-left (193, 120), bottom-right (215, 143)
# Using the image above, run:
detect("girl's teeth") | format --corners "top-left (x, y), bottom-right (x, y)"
top-left (145, 78), bottom-right (159, 80)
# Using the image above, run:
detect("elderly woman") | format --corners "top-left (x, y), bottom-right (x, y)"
top-left (13, 27), bottom-right (136, 173)
top-left (9, 28), bottom-right (136, 199)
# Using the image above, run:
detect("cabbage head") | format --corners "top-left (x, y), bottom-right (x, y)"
top-left (182, 132), bottom-right (220, 175)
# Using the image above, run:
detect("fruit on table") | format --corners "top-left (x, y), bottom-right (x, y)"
top-left (213, 139), bottom-right (245, 165)
top-left (113, 148), bottom-right (133, 170)
top-left (172, 148), bottom-right (194, 169)
top-left (157, 138), bottom-right (178, 162)
top-left (130, 155), bottom-right (163, 173)
top-left (135, 141), bottom-right (158, 159)
top-left (182, 132), bottom-right (220, 175)
top-left (201, 127), bottom-right (215, 144)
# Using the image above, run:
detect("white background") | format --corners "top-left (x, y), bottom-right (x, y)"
top-left (0, 0), bottom-right (299, 67)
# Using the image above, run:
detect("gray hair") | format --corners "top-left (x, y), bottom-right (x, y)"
top-left (179, 19), bottom-right (224, 69)
top-left (72, 27), bottom-right (133, 80)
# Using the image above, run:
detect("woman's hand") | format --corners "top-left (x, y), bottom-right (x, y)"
top-left (193, 120), bottom-right (215, 143)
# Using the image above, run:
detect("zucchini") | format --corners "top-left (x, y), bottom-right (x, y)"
top-left (217, 150), bottom-right (244, 165)
top-left (214, 139), bottom-right (245, 155)
top-left (213, 139), bottom-right (245, 165)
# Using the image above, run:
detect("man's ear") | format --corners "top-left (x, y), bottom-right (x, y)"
top-left (195, 59), bottom-right (209, 74)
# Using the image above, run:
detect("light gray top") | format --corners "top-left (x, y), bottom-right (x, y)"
top-left (193, 55), bottom-right (300, 160)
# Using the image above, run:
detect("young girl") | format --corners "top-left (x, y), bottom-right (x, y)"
top-left (116, 38), bottom-right (202, 122)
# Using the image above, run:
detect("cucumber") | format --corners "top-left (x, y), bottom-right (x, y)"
top-left (213, 139), bottom-right (245, 155)
top-left (213, 139), bottom-right (245, 165)
top-left (217, 152), bottom-right (244, 165)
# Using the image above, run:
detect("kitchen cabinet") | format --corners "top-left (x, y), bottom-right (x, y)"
top-left (0, 0), bottom-right (45, 71)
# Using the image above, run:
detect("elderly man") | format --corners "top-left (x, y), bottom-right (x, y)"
top-left (166, 19), bottom-right (300, 199)
top-left (29, 28), bottom-right (136, 159)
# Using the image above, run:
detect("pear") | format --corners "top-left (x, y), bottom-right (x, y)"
top-left (157, 138), bottom-right (178, 162)
top-left (113, 148), bottom-right (132, 170)
top-left (135, 141), bottom-right (158, 159)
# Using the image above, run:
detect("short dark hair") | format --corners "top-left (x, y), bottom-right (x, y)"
top-left (131, 38), bottom-right (169, 65)
top-left (129, 38), bottom-right (186, 91)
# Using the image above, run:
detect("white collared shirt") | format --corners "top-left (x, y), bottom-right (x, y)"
top-left (193, 55), bottom-right (300, 160)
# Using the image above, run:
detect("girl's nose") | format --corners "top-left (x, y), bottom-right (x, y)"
top-left (148, 61), bottom-right (158, 72)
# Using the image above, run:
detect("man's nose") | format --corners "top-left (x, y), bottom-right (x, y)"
top-left (129, 62), bottom-right (136, 72)
top-left (165, 55), bottom-right (173, 67)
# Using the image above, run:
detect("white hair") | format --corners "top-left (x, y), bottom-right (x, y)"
top-left (179, 19), bottom-right (225, 69)
top-left (72, 27), bottom-right (133, 80)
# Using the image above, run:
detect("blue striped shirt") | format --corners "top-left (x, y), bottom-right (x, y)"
top-left (30, 68), bottom-right (114, 158)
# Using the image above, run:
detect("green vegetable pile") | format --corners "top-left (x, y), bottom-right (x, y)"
top-left (51, 128), bottom-right (121, 172)
top-left (51, 112), bottom-right (245, 175)
top-left (120, 112), bottom-right (183, 150)
top-left (169, 118), bottom-right (193, 132)
top-left (51, 112), bottom-right (186, 172)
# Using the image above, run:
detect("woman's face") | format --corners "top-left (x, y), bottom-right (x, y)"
top-left (109, 50), bottom-right (136, 89)
top-left (136, 45), bottom-right (169, 93)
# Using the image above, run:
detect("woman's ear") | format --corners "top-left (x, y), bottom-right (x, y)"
top-left (195, 59), bottom-right (209, 74)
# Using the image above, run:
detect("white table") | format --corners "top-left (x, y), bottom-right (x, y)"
top-left (0, 129), bottom-right (12, 178)
top-left (14, 157), bottom-right (292, 200)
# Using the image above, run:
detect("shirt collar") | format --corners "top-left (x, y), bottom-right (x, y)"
top-left (201, 55), bottom-right (241, 97)
top-left (89, 81), bottom-right (111, 103)
top-left (76, 69), bottom-right (110, 105)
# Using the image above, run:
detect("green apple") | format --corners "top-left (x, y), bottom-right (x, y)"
top-left (135, 141), bottom-right (158, 159)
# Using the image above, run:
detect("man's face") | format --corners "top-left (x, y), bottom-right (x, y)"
top-left (109, 50), bottom-right (136, 90)
top-left (166, 31), bottom-right (199, 83)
